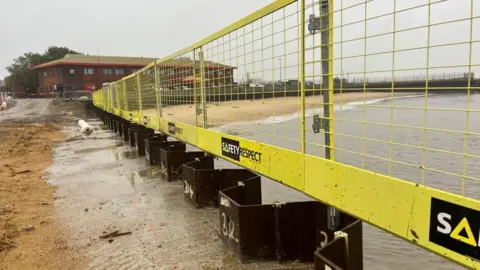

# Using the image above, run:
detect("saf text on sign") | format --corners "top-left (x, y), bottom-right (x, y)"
top-left (429, 197), bottom-right (480, 260)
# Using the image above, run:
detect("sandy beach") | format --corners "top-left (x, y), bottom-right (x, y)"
top-left (143, 92), bottom-right (419, 126)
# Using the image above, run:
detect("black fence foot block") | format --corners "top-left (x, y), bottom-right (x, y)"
top-left (128, 125), bottom-right (139, 147)
top-left (134, 129), bottom-right (155, 156)
top-left (182, 156), bottom-right (258, 208)
top-left (159, 143), bottom-right (204, 182)
top-left (106, 116), bottom-right (112, 130)
top-left (110, 118), bottom-right (116, 132)
top-left (219, 176), bottom-right (276, 263)
top-left (122, 122), bottom-right (130, 142)
top-left (145, 134), bottom-right (169, 165)
top-left (219, 179), bottom-right (362, 265)
top-left (314, 220), bottom-right (363, 270)
top-left (275, 201), bottom-right (320, 262)
top-left (116, 121), bottom-right (123, 136)
top-left (113, 120), bottom-right (118, 133)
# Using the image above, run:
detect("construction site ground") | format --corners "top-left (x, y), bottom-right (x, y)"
top-left (0, 99), bottom-right (309, 270)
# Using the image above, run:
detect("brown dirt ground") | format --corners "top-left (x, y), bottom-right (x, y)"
top-left (0, 102), bottom-right (87, 270)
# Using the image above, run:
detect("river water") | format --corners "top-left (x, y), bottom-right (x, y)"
top-left (222, 93), bottom-right (479, 269)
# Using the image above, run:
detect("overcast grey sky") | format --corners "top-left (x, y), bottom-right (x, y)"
top-left (0, 0), bottom-right (272, 78)
top-left (1, 0), bottom-right (478, 82)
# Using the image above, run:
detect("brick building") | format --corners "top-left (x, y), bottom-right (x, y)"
top-left (156, 59), bottom-right (235, 89)
top-left (32, 54), bottom-right (236, 97)
top-left (32, 54), bottom-right (157, 95)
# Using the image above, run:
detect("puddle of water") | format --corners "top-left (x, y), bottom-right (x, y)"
top-left (137, 166), bottom-right (162, 179)
top-left (49, 123), bottom-right (312, 269)
top-left (126, 166), bottom-right (172, 188)
top-left (65, 135), bottom-right (85, 142)
top-left (115, 150), bottom-right (139, 160)
top-left (74, 142), bottom-right (123, 154)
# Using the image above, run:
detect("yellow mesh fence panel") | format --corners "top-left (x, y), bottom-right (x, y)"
top-left (303, 0), bottom-right (479, 200)
top-left (201, 2), bottom-right (303, 150)
top-left (102, 87), bottom-right (109, 110)
top-left (117, 81), bottom-right (126, 111)
top-left (158, 51), bottom-right (196, 125)
top-left (139, 65), bottom-right (157, 118)
top-left (125, 75), bottom-right (140, 112)
top-left (111, 83), bottom-right (118, 109)
top-left (91, 0), bottom-right (480, 267)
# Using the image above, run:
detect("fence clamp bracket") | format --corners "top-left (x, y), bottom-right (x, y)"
top-left (312, 114), bottom-right (329, 134)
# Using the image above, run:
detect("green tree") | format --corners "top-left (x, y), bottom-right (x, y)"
top-left (5, 46), bottom-right (81, 93)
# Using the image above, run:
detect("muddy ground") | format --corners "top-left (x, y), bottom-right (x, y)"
top-left (0, 99), bottom-right (89, 270)
top-left (0, 100), bottom-right (310, 270)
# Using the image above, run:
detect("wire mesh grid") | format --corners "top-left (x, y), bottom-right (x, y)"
top-left (95, 0), bottom-right (479, 201)
top-left (117, 81), bottom-right (126, 111)
top-left (111, 83), bottom-right (118, 109)
top-left (139, 66), bottom-right (158, 118)
top-left (102, 87), bottom-right (109, 110)
top-left (125, 75), bottom-right (140, 112)
top-left (304, 0), bottom-right (480, 200)
top-left (157, 51), bottom-right (197, 125)
top-left (200, 1), bottom-right (304, 150)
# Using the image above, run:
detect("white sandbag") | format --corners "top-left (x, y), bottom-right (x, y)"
top-left (0, 101), bottom-right (7, 110)
top-left (78, 119), bottom-right (94, 135)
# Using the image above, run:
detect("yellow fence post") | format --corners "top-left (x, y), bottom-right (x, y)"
top-left (115, 83), bottom-right (120, 114)
top-left (136, 74), bottom-right (143, 122)
top-left (123, 79), bottom-right (128, 112)
top-left (107, 85), bottom-right (112, 113)
top-left (199, 47), bottom-right (207, 128)
top-left (319, 0), bottom-right (338, 230)
top-left (193, 51), bottom-right (198, 126)
top-left (300, 0), bottom-right (306, 154)
top-left (327, 0), bottom-right (334, 161)
top-left (153, 64), bottom-right (162, 122)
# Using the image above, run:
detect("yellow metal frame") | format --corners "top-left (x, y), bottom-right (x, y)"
top-left (90, 0), bottom-right (480, 268)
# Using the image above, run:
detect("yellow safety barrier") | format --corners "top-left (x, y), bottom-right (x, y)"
top-left (93, 0), bottom-right (480, 268)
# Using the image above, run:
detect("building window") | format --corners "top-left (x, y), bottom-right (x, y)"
top-left (132, 69), bottom-right (138, 73)
top-left (84, 68), bottom-right (94, 75)
top-left (44, 72), bottom-right (47, 76)
top-left (69, 69), bottom-right (75, 74)
top-left (115, 68), bottom-right (124, 75)
top-left (103, 68), bottom-right (113, 75)
top-left (226, 70), bottom-right (230, 76)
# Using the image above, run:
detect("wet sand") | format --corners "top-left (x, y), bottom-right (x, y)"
top-left (48, 121), bottom-right (310, 269)
top-left (0, 100), bottom-right (87, 270)
top-left (143, 92), bottom-right (417, 126)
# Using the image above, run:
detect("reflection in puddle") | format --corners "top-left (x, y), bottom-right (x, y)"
top-left (74, 142), bottom-right (123, 154)
top-left (116, 150), bottom-right (139, 160)
top-left (126, 167), bottom-right (163, 188)
top-left (127, 172), bottom-right (135, 188)
top-left (137, 166), bottom-right (162, 179)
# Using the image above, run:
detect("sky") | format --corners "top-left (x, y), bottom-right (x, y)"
top-left (0, 0), bottom-right (478, 83)
top-left (0, 0), bottom-right (272, 78)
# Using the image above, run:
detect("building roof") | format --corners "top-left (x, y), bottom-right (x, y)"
top-left (31, 54), bottom-right (158, 70)
top-left (157, 58), bottom-right (234, 69)
top-left (32, 54), bottom-right (236, 70)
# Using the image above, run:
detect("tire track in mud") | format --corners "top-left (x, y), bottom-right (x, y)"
top-left (0, 99), bottom-right (52, 122)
